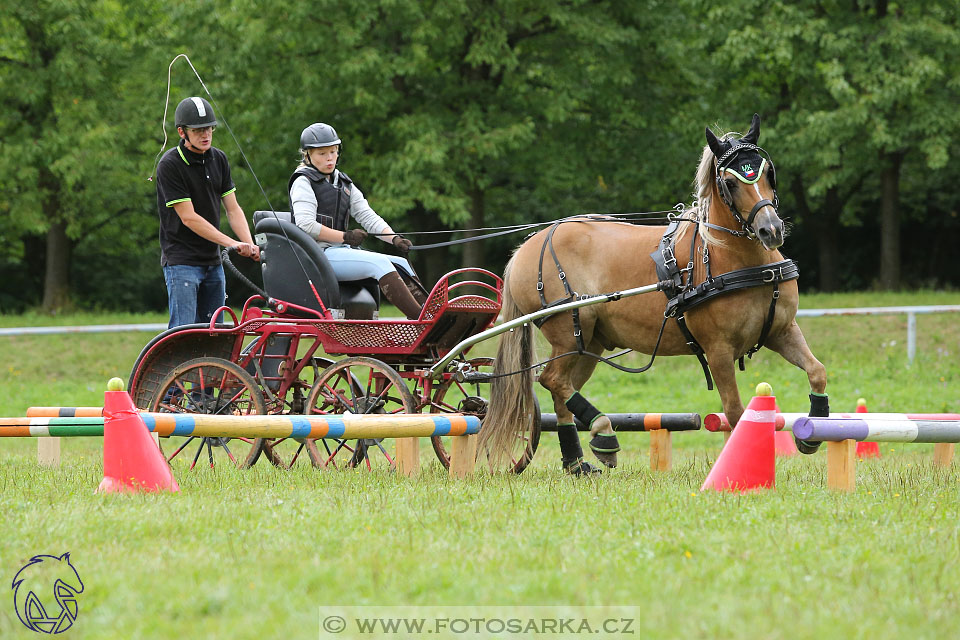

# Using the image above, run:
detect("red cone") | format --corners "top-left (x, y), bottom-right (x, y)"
top-left (773, 402), bottom-right (798, 457)
top-left (701, 384), bottom-right (776, 492)
top-left (97, 387), bottom-right (179, 494)
top-left (854, 398), bottom-right (881, 459)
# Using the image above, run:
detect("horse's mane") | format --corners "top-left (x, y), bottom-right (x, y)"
top-left (678, 130), bottom-right (741, 248)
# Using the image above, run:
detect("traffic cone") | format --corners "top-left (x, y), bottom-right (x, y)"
top-left (854, 398), bottom-right (880, 459)
top-left (773, 401), bottom-right (798, 457)
top-left (97, 378), bottom-right (179, 494)
top-left (701, 383), bottom-right (777, 492)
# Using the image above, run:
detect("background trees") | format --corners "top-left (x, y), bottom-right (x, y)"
top-left (2, 0), bottom-right (959, 313)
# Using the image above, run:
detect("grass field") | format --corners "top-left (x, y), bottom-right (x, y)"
top-left (1, 291), bottom-right (959, 639)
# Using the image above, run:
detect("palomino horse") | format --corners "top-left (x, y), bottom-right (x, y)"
top-left (480, 114), bottom-right (828, 473)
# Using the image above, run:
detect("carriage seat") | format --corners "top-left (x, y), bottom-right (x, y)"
top-left (252, 211), bottom-right (379, 319)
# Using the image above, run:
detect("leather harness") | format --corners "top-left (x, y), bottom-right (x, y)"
top-left (533, 214), bottom-right (799, 390)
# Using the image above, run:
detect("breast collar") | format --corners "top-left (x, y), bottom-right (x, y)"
top-left (651, 217), bottom-right (799, 389)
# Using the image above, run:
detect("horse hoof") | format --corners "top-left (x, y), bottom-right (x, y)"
top-left (562, 458), bottom-right (603, 476)
top-left (592, 450), bottom-right (618, 468)
top-left (589, 433), bottom-right (620, 468)
top-left (794, 437), bottom-right (821, 455)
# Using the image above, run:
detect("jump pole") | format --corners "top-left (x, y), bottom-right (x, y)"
top-left (793, 417), bottom-right (960, 491)
top-left (3, 414), bottom-right (481, 478)
top-left (541, 412), bottom-right (700, 471)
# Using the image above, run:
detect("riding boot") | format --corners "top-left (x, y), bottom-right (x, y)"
top-left (379, 272), bottom-right (423, 319)
top-left (400, 272), bottom-right (429, 305)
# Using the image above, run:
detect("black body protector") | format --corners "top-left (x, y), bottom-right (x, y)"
top-left (287, 167), bottom-right (354, 232)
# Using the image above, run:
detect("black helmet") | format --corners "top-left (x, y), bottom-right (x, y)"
top-left (175, 97), bottom-right (218, 129)
top-left (300, 123), bottom-right (341, 149)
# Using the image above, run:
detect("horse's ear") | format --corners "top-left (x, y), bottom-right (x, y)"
top-left (743, 113), bottom-right (761, 144)
top-left (705, 126), bottom-right (725, 157)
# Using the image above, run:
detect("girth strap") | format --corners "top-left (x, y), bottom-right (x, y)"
top-left (534, 222), bottom-right (586, 353)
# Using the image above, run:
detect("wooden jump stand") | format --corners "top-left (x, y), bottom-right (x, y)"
top-left (827, 440), bottom-right (955, 492)
top-left (394, 435), bottom-right (479, 478)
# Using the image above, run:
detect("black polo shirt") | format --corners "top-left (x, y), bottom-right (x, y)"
top-left (155, 139), bottom-right (236, 266)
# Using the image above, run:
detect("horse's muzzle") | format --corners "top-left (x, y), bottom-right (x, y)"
top-left (755, 211), bottom-right (784, 250)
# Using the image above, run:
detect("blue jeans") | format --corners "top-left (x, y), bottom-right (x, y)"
top-left (163, 264), bottom-right (226, 329)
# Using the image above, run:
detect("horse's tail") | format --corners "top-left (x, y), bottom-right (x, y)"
top-left (479, 256), bottom-right (537, 469)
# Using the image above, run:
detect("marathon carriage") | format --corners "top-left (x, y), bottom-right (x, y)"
top-left (127, 211), bottom-right (541, 473)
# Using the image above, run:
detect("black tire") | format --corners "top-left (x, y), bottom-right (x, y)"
top-left (303, 357), bottom-right (417, 470)
top-left (149, 357), bottom-right (266, 469)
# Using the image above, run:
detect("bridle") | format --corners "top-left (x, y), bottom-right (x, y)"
top-left (714, 142), bottom-right (780, 238)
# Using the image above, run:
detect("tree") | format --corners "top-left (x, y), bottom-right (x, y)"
top-left (701, 0), bottom-right (960, 290)
top-left (0, 0), bottom-right (168, 311)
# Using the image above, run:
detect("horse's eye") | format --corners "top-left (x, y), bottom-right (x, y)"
top-left (724, 178), bottom-right (738, 190)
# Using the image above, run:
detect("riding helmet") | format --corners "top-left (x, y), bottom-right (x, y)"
top-left (175, 97), bottom-right (218, 129)
top-left (300, 123), bottom-right (341, 149)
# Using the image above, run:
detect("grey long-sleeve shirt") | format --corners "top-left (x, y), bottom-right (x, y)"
top-left (290, 170), bottom-right (390, 248)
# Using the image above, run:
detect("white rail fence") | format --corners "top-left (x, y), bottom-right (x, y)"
top-left (2, 305), bottom-right (959, 364)
top-left (794, 305), bottom-right (960, 363)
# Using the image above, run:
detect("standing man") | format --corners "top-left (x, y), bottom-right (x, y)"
top-left (155, 97), bottom-right (260, 328)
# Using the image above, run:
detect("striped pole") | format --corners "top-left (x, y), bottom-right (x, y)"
top-left (792, 417), bottom-right (960, 444)
top-left (704, 412), bottom-right (960, 433)
top-left (0, 413), bottom-right (480, 440)
top-left (540, 412), bottom-right (701, 432)
top-left (34, 407), bottom-right (704, 433)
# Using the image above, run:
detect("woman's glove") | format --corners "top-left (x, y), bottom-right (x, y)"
top-left (392, 235), bottom-right (413, 254)
top-left (342, 229), bottom-right (367, 247)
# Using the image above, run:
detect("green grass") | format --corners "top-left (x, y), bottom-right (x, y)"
top-left (1, 292), bottom-right (959, 639)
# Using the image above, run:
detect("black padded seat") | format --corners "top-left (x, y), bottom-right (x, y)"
top-left (253, 211), bottom-right (379, 318)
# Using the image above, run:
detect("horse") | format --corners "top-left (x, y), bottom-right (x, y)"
top-left (480, 114), bottom-right (828, 474)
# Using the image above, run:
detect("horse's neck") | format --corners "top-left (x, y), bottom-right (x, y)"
top-left (702, 200), bottom-right (781, 271)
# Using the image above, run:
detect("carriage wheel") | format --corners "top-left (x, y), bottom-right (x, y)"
top-left (425, 357), bottom-right (541, 474)
top-left (150, 358), bottom-right (265, 469)
top-left (256, 357), bottom-right (336, 469)
top-left (303, 357), bottom-right (417, 470)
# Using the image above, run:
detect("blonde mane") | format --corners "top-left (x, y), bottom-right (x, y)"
top-left (677, 131), bottom-right (742, 248)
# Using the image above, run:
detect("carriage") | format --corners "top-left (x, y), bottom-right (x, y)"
top-left (127, 210), bottom-right (541, 473)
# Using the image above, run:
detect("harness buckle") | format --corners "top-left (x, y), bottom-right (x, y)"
top-left (762, 267), bottom-right (782, 283)
top-left (558, 271), bottom-right (566, 280)
top-left (772, 288), bottom-right (780, 300)
top-left (536, 281), bottom-right (544, 291)
top-left (662, 246), bottom-right (676, 267)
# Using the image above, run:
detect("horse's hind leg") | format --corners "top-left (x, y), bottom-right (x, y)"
top-left (766, 320), bottom-right (829, 454)
top-left (568, 344), bottom-right (620, 468)
top-left (537, 345), bottom-right (606, 474)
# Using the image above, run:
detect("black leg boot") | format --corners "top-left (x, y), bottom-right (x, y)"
top-left (558, 423), bottom-right (602, 476)
top-left (795, 392), bottom-right (829, 454)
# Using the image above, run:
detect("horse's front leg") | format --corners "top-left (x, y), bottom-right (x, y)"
top-left (765, 320), bottom-right (829, 454)
top-left (705, 352), bottom-right (746, 430)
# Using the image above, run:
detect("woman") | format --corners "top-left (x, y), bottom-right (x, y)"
top-left (288, 122), bottom-right (426, 319)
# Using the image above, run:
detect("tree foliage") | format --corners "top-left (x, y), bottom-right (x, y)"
top-left (2, 0), bottom-right (959, 313)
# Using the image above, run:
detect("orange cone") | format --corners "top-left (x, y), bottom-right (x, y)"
top-left (854, 398), bottom-right (881, 459)
top-left (773, 401), bottom-right (798, 457)
top-left (97, 378), bottom-right (179, 494)
top-left (701, 383), bottom-right (776, 492)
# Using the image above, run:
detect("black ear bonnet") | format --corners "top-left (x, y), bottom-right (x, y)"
top-left (714, 142), bottom-right (778, 210)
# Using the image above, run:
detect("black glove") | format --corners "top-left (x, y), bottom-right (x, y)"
top-left (342, 228), bottom-right (367, 247)
top-left (392, 235), bottom-right (412, 254)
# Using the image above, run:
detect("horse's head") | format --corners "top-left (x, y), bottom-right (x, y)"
top-left (705, 114), bottom-right (784, 250)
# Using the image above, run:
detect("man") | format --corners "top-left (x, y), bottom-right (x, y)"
top-left (155, 97), bottom-right (260, 328)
